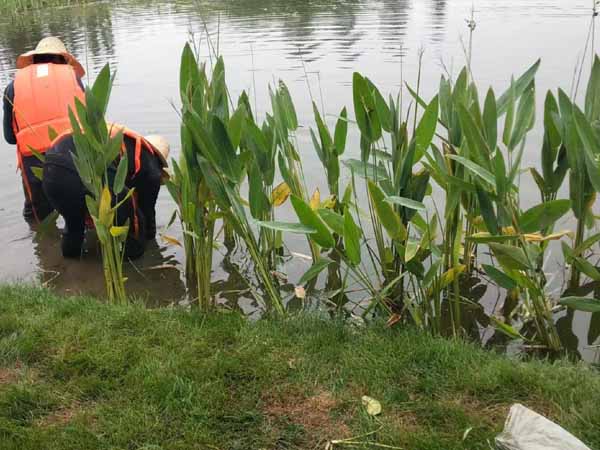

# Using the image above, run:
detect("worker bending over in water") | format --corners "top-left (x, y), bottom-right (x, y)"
top-left (42, 126), bottom-right (170, 259)
top-left (3, 37), bottom-right (85, 223)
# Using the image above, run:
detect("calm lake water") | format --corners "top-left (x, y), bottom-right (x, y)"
top-left (0, 0), bottom-right (598, 361)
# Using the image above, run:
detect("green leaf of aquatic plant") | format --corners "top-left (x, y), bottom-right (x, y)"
top-left (277, 80), bottom-right (298, 131)
top-left (414, 95), bottom-right (439, 161)
top-left (447, 155), bottom-right (495, 186)
top-left (585, 55), bottom-right (600, 121)
top-left (248, 163), bottom-right (269, 219)
top-left (367, 180), bottom-right (405, 241)
top-left (313, 101), bottom-right (333, 152)
top-left (31, 166), bottom-right (43, 181)
top-left (573, 232), bottom-right (600, 256)
top-left (290, 195), bottom-right (335, 248)
top-left (502, 78), bottom-right (516, 148)
top-left (457, 103), bottom-right (491, 168)
top-left (364, 77), bottom-right (391, 132)
top-left (519, 199), bottom-right (571, 233)
top-left (572, 104), bottom-right (600, 192)
top-left (298, 258), bottom-right (334, 285)
top-left (179, 43), bottom-right (196, 102)
top-left (404, 238), bottom-right (420, 263)
top-left (344, 207), bottom-right (362, 266)
top-left (343, 158), bottom-right (389, 181)
top-left (497, 59), bottom-right (540, 116)
top-left (483, 88), bottom-right (498, 151)
top-left (385, 196), bottom-right (426, 211)
top-left (489, 243), bottom-right (532, 271)
top-left (559, 296), bottom-right (600, 313)
top-left (475, 184), bottom-right (499, 235)
top-left (490, 316), bottom-right (526, 340)
top-left (334, 107), bottom-right (348, 155)
top-left (113, 153), bottom-right (128, 195)
top-left (482, 264), bottom-right (517, 290)
top-left (256, 221), bottom-right (316, 234)
top-left (317, 209), bottom-right (344, 236)
top-left (352, 72), bottom-right (381, 142)
top-left (508, 82), bottom-right (535, 150)
top-left (228, 105), bottom-right (246, 149)
top-left (91, 64), bottom-right (113, 116)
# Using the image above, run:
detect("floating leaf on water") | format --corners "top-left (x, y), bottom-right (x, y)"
top-left (161, 234), bottom-right (182, 247)
top-left (271, 182), bottom-right (291, 206)
top-left (361, 395), bottom-right (382, 416)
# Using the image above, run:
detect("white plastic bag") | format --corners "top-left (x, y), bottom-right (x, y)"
top-left (496, 404), bottom-right (591, 450)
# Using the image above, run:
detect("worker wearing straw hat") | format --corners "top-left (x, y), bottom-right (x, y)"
top-left (3, 36), bottom-right (85, 224)
top-left (42, 128), bottom-right (170, 259)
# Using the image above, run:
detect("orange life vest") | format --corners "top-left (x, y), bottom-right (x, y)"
top-left (12, 63), bottom-right (85, 157)
top-left (109, 124), bottom-right (159, 176)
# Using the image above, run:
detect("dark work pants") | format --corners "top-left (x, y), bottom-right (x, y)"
top-left (20, 154), bottom-right (54, 223)
top-left (42, 145), bottom-right (147, 259)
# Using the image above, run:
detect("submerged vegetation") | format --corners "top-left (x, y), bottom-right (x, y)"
top-left (0, 285), bottom-right (599, 449)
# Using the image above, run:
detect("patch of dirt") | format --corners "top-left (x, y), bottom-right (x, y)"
top-left (35, 402), bottom-right (83, 428)
top-left (263, 389), bottom-right (351, 446)
top-left (0, 367), bottom-right (19, 385)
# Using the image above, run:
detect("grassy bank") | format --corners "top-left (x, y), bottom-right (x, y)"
top-left (0, 284), bottom-right (599, 450)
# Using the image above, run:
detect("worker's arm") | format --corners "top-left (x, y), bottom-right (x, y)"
top-left (3, 82), bottom-right (16, 145)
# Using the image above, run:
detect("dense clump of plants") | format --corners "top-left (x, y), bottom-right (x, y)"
top-left (65, 39), bottom-right (600, 354)
top-left (162, 42), bottom-right (600, 353)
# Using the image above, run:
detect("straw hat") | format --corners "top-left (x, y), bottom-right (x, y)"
top-left (145, 135), bottom-right (170, 168)
top-left (17, 37), bottom-right (85, 78)
top-left (145, 134), bottom-right (171, 182)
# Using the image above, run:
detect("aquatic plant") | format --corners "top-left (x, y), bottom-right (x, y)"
top-left (68, 64), bottom-right (131, 304)
top-left (172, 44), bottom-right (285, 314)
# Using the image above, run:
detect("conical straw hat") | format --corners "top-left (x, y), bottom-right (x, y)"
top-left (145, 134), bottom-right (171, 183)
top-left (17, 37), bottom-right (85, 78)
top-left (144, 134), bottom-right (170, 168)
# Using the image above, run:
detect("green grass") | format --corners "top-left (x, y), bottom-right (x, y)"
top-left (0, 284), bottom-right (598, 450)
